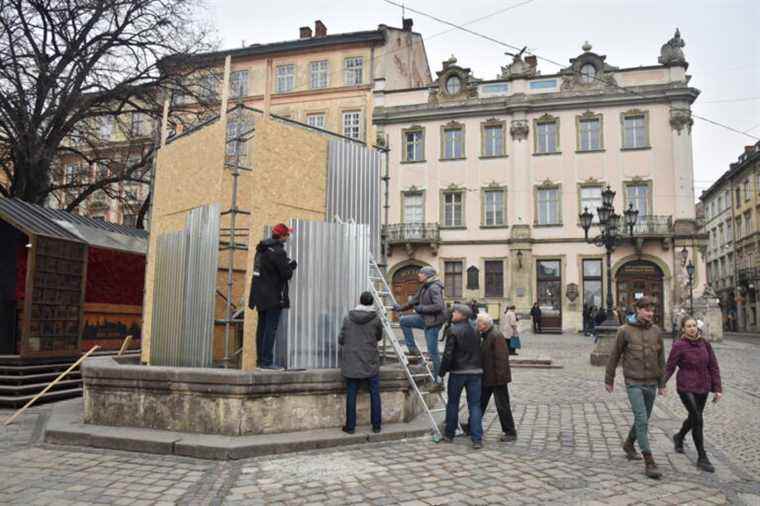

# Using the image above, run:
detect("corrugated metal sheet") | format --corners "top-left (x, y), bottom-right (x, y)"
top-left (0, 197), bottom-right (82, 243)
top-left (150, 204), bottom-right (219, 367)
top-left (273, 220), bottom-right (370, 369)
top-left (326, 140), bottom-right (383, 259)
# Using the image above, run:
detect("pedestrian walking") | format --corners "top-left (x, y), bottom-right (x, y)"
top-left (665, 316), bottom-right (723, 472)
top-left (530, 302), bottom-right (542, 334)
top-left (605, 296), bottom-right (666, 479)
top-left (393, 266), bottom-right (447, 384)
top-left (475, 313), bottom-right (517, 442)
top-left (439, 304), bottom-right (483, 448)
top-left (339, 291), bottom-right (384, 435)
top-left (468, 299), bottom-right (479, 328)
top-left (582, 303), bottom-right (592, 335)
top-left (501, 305), bottom-right (520, 355)
top-left (248, 223), bottom-right (297, 369)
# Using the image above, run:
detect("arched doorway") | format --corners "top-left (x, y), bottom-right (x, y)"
top-left (391, 264), bottom-right (423, 318)
top-left (616, 260), bottom-right (664, 327)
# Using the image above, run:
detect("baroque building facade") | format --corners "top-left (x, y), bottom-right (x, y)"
top-left (374, 31), bottom-right (706, 333)
top-left (701, 141), bottom-right (760, 332)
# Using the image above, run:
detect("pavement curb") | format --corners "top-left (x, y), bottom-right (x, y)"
top-left (42, 399), bottom-right (439, 460)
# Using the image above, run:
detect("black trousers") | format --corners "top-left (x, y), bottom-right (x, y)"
top-left (677, 391), bottom-right (709, 457)
top-left (481, 384), bottom-right (516, 435)
top-left (532, 318), bottom-right (541, 333)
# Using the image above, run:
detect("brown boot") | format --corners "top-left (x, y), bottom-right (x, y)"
top-left (642, 452), bottom-right (662, 479)
top-left (622, 436), bottom-right (642, 460)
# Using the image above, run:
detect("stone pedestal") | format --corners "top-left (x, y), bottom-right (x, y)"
top-left (590, 318), bottom-right (619, 366)
top-left (694, 292), bottom-right (724, 343)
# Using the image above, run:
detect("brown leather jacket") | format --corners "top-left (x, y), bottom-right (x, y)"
top-left (480, 326), bottom-right (511, 386)
top-left (605, 319), bottom-right (665, 387)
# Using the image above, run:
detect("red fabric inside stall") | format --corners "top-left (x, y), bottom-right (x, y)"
top-left (85, 248), bottom-right (145, 305)
top-left (15, 243), bottom-right (27, 300)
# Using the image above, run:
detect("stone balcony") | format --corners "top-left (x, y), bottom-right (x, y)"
top-left (384, 223), bottom-right (440, 256)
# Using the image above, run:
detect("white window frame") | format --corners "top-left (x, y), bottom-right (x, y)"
top-left (309, 60), bottom-right (329, 89)
top-left (402, 193), bottom-right (424, 224)
top-left (536, 121), bottom-right (558, 154)
top-left (276, 64), bottom-right (296, 93)
top-left (442, 191), bottom-right (464, 227)
top-left (622, 114), bottom-right (647, 149)
top-left (483, 125), bottom-right (504, 157)
top-left (579, 186), bottom-right (603, 223)
top-left (443, 128), bottom-right (464, 159)
top-left (230, 70), bottom-right (249, 98)
top-left (306, 113), bottom-right (326, 129)
top-left (625, 183), bottom-right (651, 216)
top-left (578, 117), bottom-right (602, 151)
top-left (483, 189), bottom-right (505, 226)
top-left (342, 111), bottom-right (361, 140)
top-left (344, 57), bottom-right (364, 86)
top-left (537, 188), bottom-right (560, 225)
top-left (404, 129), bottom-right (424, 162)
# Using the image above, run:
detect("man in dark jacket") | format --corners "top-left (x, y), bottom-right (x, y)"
top-left (476, 313), bottom-right (517, 442)
top-left (530, 302), bottom-right (542, 333)
top-left (393, 266), bottom-right (447, 381)
top-left (339, 291), bottom-right (384, 434)
top-left (248, 223), bottom-right (297, 369)
top-left (605, 296), bottom-right (666, 480)
top-left (439, 304), bottom-right (484, 449)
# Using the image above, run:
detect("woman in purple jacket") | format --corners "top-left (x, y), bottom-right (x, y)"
top-left (664, 317), bottom-right (723, 473)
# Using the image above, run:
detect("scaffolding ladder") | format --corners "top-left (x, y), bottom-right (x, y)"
top-left (366, 255), bottom-right (451, 442)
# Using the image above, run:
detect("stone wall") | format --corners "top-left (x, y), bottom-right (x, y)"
top-left (82, 357), bottom-right (436, 435)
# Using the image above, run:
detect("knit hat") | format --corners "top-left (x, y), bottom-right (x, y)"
top-left (451, 303), bottom-right (472, 318)
top-left (419, 266), bottom-right (436, 278)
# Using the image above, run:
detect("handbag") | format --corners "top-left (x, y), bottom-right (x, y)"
top-left (509, 335), bottom-right (522, 349)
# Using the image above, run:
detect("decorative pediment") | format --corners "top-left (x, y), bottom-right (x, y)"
top-left (578, 110), bottom-right (599, 120)
top-left (623, 108), bottom-right (646, 116)
top-left (482, 117), bottom-right (503, 126)
top-left (484, 180), bottom-right (504, 189)
top-left (444, 182), bottom-right (465, 191)
top-left (560, 42), bottom-right (618, 91)
top-left (539, 178), bottom-right (559, 188)
top-left (582, 176), bottom-right (602, 185)
top-left (404, 185), bottom-right (424, 193)
top-left (536, 113), bottom-right (558, 123)
top-left (442, 120), bottom-right (464, 129)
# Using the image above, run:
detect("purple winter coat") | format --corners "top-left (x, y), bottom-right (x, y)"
top-left (664, 337), bottom-right (722, 394)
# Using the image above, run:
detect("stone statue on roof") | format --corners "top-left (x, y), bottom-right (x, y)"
top-left (658, 28), bottom-right (687, 66)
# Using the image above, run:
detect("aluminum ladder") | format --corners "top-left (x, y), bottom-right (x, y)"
top-left (367, 255), bottom-right (451, 442)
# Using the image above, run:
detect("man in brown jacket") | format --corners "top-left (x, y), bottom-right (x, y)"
top-left (476, 312), bottom-right (517, 441)
top-left (605, 296), bottom-right (666, 479)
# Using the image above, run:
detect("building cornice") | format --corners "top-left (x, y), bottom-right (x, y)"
top-left (374, 85), bottom-right (700, 125)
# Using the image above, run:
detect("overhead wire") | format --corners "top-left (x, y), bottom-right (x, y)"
top-left (381, 0), bottom-right (760, 142)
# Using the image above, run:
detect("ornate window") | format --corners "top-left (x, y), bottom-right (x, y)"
top-left (580, 63), bottom-right (597, 84)
top-left (402, 126), bottom-right (425, 162)
top-left (441, 188), bottom-right (465, 227)
top-left (535, 185), bottom-right (561, 225)
top-left (579, 185), bottom-right (603, 223)
top-left (624, 181), bottom-right (652, 217)
top-left (445, 75), bottom-right (462, 95)
top-left (481, 186), bottom-right (507, 227)
top-left (534, 114), bottom-right (560, 154)
top-left (576, 112), bottom-right (603, 151)
top-left (481, 119), bottom-right (506, 157)
top-left (440, 122), bottom-right (465, 160)
top-left (401, 191), bottom-right (424, 224)
top-left (621, 110), bottom-right (650, 149)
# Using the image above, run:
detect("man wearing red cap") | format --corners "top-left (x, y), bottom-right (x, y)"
top-left (248, 223), bottom-right (297, 369)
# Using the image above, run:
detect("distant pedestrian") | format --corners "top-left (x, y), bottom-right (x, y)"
top-left (605, 296), bottom-right (666, 480)
top-left (665, 317), bottom-right (723, 473)
top-left (393, 266), bottom-right (447, 385)
top-left (468, 299), bottom-right (479, 328)
top-left (439, 304), bottom-right (484, 449)
top-left (475, 313), bottom-right (517, 442)
top-left (339, 291), bottom-right (384, 435)
top-left (248, 223), bottom-right (297, 369)
top-left (501, 305), bottom-right (520, 355)
top-left (530, 302), bottom-right (542, 334)
top-left (582, 303), bottom-right (592, 335)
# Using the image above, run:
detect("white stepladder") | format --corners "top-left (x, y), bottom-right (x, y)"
top-left (366, 254), bottom-right (455, 442)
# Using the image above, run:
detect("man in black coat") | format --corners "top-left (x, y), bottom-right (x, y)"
top-left (439, 304), bottom-right (484, 449)
top-left (248, 223), bottom-right (297, 369)
top-left (530, 302), bottom-right (542, 334)
top-left (339, 291), bottom-right (384, 434)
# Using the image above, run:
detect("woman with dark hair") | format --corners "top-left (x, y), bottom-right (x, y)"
top-left (664, 316), bottom-right (723, 472)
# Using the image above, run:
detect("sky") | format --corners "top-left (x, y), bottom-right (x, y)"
top-left (205, 0), bottom-right (760, 198)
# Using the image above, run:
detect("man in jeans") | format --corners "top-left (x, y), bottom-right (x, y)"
top-left (605, 296), bottom-right (666, 479)
top-left (393, 266), bottom-right (447, 383)
top-left (439, 304), bottom-right (484, 448)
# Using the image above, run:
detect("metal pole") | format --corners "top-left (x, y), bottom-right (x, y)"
top-left (689, 274), bottom-right (694, 315)
top-left (606, 245), bottom-right (614, 318)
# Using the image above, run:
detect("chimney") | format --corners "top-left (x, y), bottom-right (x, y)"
top-left (402, 18), bottom-right (413, 31)
top-left (525, 55), bottom-right (537, 67)
top-left (315, 20), bottom-right (327, 37)
top-left (299, 26), bottom-right (312, 39)
top-left (746, 145), bottom-right (755, 155)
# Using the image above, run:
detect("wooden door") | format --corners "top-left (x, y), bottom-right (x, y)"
top-left (616, 261), bottom-right (664, 327)
top-left (391, 265), bottom-right (421, 321)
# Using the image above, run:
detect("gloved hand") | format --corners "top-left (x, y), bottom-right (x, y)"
top-left (392, 304), bottom-right (402, 312)
top-left (289, 259), bottom-right (298, 269)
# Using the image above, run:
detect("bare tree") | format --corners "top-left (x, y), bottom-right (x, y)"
top-left (0, 0), bottom-right (220, 223)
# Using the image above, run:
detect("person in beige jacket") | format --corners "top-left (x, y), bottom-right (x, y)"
top-left (501, 305), bottom-right (519, 356)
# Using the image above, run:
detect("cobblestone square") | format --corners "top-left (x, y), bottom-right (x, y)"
top-left (2, 332), bottom-right (759, 505)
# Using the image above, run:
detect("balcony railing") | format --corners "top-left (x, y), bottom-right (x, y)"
top-left (384, 223), bottom-right (440, 244)
top-left (739, 266), bottom-right (760, 282)
top-left (632, 215), bottom-right (673, 236)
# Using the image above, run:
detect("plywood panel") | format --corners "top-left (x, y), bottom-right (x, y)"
top-left (241, 118), bottom-right (329, 370)
top-left (142, 120), bottom-right (227, 363)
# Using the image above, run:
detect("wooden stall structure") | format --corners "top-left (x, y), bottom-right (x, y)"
top-left (0, 198), bottom-right (147, 406)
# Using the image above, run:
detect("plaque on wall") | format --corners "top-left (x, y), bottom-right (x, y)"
top-left (516, 287), bottom-right (526, 297)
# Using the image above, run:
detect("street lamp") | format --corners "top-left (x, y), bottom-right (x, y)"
top-left (579, 186), bottom-right (638, 325)
top-left (686, 259), bottom-right (695, 315)
top-left (680, 246), bottom-right (689, 267)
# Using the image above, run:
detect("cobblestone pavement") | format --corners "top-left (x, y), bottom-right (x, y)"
top-left (1, 333), bottom-right (760, 505)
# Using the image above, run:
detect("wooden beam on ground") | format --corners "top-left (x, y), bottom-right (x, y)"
top-left (118, 335), bottom-right (133, 356)
top-left (3, 345), bottom-right (100, 426)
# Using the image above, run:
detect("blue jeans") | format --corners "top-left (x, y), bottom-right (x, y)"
top-left (445, 373), bottom-right (483, 443)
top-left (345, 375), bottom-right (381, 431)
top-left (256, 309), bottom-right (282, 367)
top-left (399, 314), bottom-right (442, 378)
top-left (626, 384), bottom-right (657, 454)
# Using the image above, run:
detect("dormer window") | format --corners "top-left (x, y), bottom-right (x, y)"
top-left (580, 63), bottom-right (596, 84)
top-left (446, 75), bottom-right (462, 95)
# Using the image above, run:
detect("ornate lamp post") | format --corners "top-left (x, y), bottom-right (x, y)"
top-left (580, 186), bottom-right (638, 365)
top-left (686, 260), bottom-right (695, 315)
